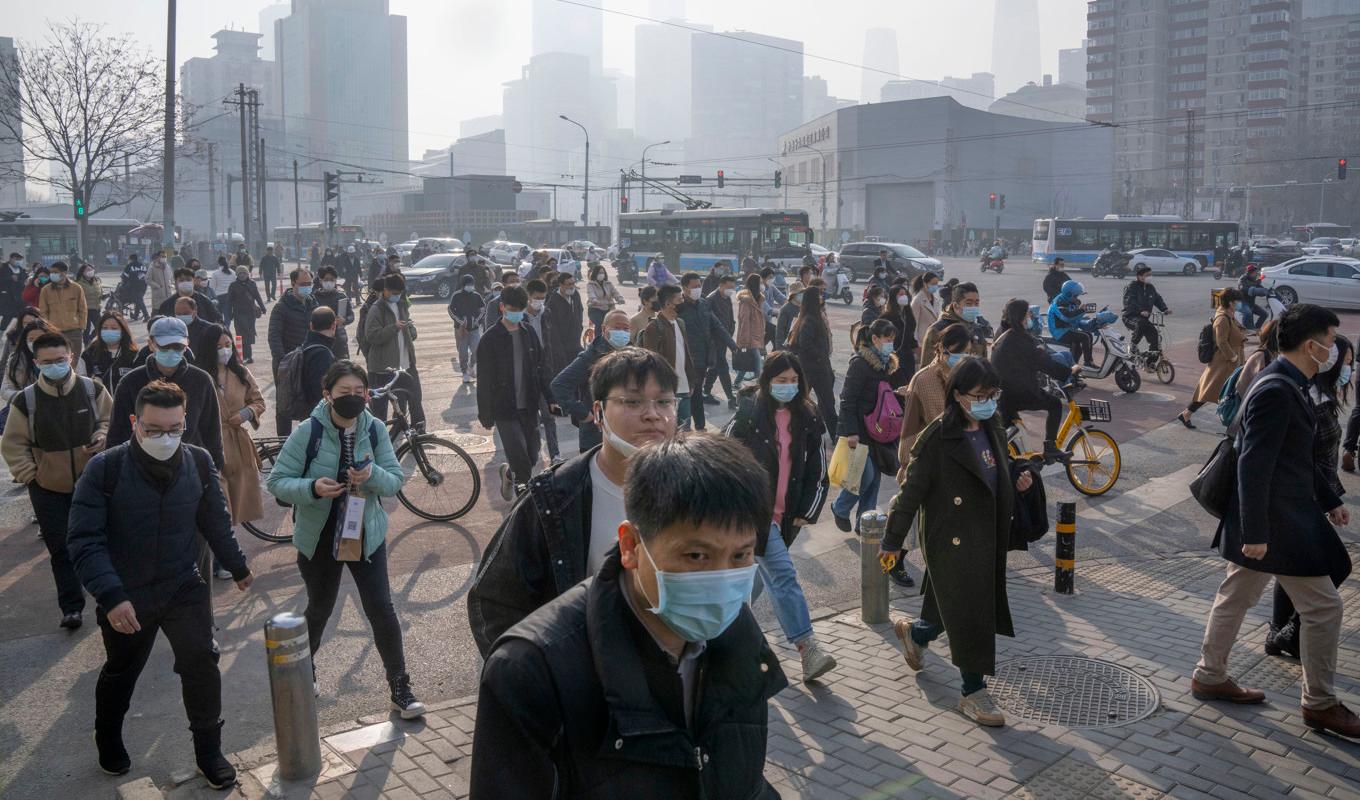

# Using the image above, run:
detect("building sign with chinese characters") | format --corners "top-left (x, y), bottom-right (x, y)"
top-left (780, 125), bottom-right (832, 156)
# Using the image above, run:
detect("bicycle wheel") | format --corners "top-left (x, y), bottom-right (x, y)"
top-left (1064, 428), bottom-right (1121, 497)
top-left (395, 435), bottom-right (480, 521)
top-left (241, 443), bottom-right (295, 544)
top-left (1155, 358), bottom-right (1175, 385)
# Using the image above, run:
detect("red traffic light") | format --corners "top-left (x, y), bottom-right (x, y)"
top-left (1341, 159), bottom-right (1349, 180)
top-left (716, 169), bottom-right (725, 188)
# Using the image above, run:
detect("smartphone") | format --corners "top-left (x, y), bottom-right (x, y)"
top-left (353, 456), bottom-right (373, 471)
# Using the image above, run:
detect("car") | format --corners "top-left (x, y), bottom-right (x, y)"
top-left (540, 247), bottom-right (580, 277)
top-left (836, 241), bottom-right (944, 281)
top-left (1339, 238), bottom-right (1359, 257)
top-left (1124, 248), bottom-right (1201, 276)
top-left (402, 253), bottom-right (479, 300)
top-left (488, 241), bottom-right (530, 265)
top-left (564, 240), bottom-right (605, 261)
top-left (1261, 256), bottom-right (1360, 309)
top-left (1249, 242), bottom-right (1304, 267)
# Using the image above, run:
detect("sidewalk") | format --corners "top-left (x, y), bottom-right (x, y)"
top-left (120, 544), bottom-right (1360, 800)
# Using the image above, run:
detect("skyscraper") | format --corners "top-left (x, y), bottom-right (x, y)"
top-left (861, 28), bottom-right (900, 103)
top-left (532, 0), bottom-right (603, 75)
top-left (991, 0), bottom-right (1042, 97)
top-left (257, 3), bottom-right (289, 61)
top-left (0, 37), bottom-right (23, 208)
top-left (689, 31), bottom-right (803, 168)
top-left (634, 18), bottom-right (711, 142)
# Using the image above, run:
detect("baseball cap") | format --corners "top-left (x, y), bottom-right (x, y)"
top-left (150, 317), bottom-right (189, 347)
top-left (194, 269), bottom-right (209, 280)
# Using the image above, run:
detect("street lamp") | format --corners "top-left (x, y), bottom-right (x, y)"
top-left (559, 115), bottom-right (590, 229)
top-left (799, 143), bottom-right (829, 239)
top-left (640, 139), bottom-right (671, 212)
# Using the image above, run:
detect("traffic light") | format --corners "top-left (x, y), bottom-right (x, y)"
top-left (620, 195), bottom-right (630, 213)
top-left (988, 192), bottom-right (997, 209)
top-left (716, 169), bottom-right (725, 188)
top-left (73, 196), bottom-right (85, 219)
top-left (1000, 194), bottom-right (1007, 209)
top-left (324, 172), bottom-right (340, 202)
top-left (774, 170), bottom-right (782, 188)
top-left (327, 208), bottom-right (337, 230)
top-left (1340, 158), bottom-right (1348, 181)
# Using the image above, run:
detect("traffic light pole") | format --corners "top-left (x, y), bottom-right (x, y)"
top-left (234, 83), bottom-right (252, 253)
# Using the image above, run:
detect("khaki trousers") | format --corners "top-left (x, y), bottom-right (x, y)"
top-left (1194, 562), bottom-right (1342, 710)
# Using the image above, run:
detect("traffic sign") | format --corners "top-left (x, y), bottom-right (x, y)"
top-left (677, 175), bottom-right (703, 185)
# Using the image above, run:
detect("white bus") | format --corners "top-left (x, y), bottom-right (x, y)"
top-left (617, 208), bottom-right (813, 274)
top-left (1032, 215), bottom-right (1241, 270)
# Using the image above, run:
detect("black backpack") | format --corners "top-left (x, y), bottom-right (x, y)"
top-left (275, 344), bottom-right (331, 421)
top-left (1197, 322), bottom-right (1216, 364)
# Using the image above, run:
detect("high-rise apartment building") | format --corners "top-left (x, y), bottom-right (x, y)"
top-left (688, 31), bottom-right (803, 167)
top-left (0, 37), bottom-right (23, 208)
top-left (1059, 43), bottom-right (1089, 87)
top-left (1299, 1), bottom-right (1360, 139)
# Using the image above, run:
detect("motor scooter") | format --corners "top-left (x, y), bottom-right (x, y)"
top-left (614, 252), bottom-right (638, 285)
top-left (1043, 305), bottom-right (1142, 393)
top-left (1092, 250), bottom-right (1130, 279)
top-left (979, 253), bottom-right (1006, 274)
top-left (826, 267), bottom-right (854, 305)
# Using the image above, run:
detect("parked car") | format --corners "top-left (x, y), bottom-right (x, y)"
top-left (403, 253), bottom-right (474, 300)
top-left (1261, 257), bottom-right (1360, 309)
top-left (488, 241), bottom-right (530, 265)
top-left (1125, 248), bottom-right (1201, 276)
top-left (836, 241), bottom-right (944, 281)
top-left (1250, 242), bottom-right (1305, 267)
top-left (1338, 238), bottom-right (1359, 257)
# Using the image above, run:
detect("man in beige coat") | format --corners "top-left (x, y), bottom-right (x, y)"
top-left (38, 261), bottom-right (88, 360)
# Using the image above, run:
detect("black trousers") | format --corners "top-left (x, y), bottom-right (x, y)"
top-left (1004, 393), bottom-right (1064, 443)
top-left (1058, 330), bottom-right (1094, 365)
top-left (704, 345), bottom-right (734, 400)
top-left (496, 410), bottom-right (542, 485)
top-left (805, 361), bottom-right (838, 437)
top-left (1342, 403), bottom-right (1360, 454)
top-left (30, 484), bottom-right (86, 615)
top-left (370, 367), bottom-right (427, 429)
top-left (296, 530), bottom-right (407, 683)
top-left (95, 579), bottom-right (220, 733)
top-left (539, 401), bottom-right (560, 459)
top-left (262, 271), bottom-right (278, 301)
top-left (1127, 316), bottom-right (1160, 350)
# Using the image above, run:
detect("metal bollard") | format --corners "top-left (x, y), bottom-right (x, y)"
top-left (264, 613), bottom-right (322, 781)
top-left (860, 511), bottom-right (890, 624)
top-left (1055, 501), bottom-right (1076, 594)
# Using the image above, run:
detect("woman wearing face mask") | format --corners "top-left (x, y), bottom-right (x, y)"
top-left (785, 287), bottom-right (838, 436)
top-left (1178, 288), bottom-right (1246, 428)
top-left (196, 325), bottom-right (265, 532)
top-left (992, 298), bottom-right (1084, 463)
top-left (0, 306), bottom-right (45, 372)
top-left (880, 280), bottom-right (917, 376)
top-left (81, 312), bottom-right (139, 396)
top-left (830, 318), bottom-right (907, 534)
top-left (265, 360), bottom-right (424, 718)
top-left (880, 357), bottom-right (1030, 728)
top-left (1, 320), bottom-right (59, 402)
top-left (734, 272), bottom-right (766, 387)
top-left (585, 264), bottom-right (624, 335)
top-left (22, 266), bottom-right (50, 308)
top-left (226, 267), bottom-right (267, 363)
top-left (911, 274), bottom-right (941, 348)
top-left (725, 351), bottom-right (837, 683)
top-left (861, 285), bottom-right (887, 329)
top-left (74, 264), bottom-right (103, 340)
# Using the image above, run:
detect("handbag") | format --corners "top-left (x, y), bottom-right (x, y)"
top-left (1189, 373), bottom-right (1295, 519)
top-left (1008, 463), bottom-right (1049, 551)
top-left (731, 347), bottom-right (758, 373)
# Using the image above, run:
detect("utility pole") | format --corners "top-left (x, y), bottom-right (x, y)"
top-left (206, 142), bottom-right (217, 244)
top-left (250, 90), bottom-right (262, 254)
top-left (161, 0), bottom-right (177, 253)
top-left (258, 136), bottom-right (268, 251)
top-left (233, 84), bottom-right (252, 252)
top-left (1183, 109), bottom-right (1195, 221)
top-left (293, 159), bottom-right (301, 264)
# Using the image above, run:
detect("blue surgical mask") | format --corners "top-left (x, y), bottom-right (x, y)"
top-left (961, 306), bottom-right (981, 323)
top-left (39, 362), bottom-right (70, 382)
top-left (100, 330), bottom-right (122, 345)
top-left (928, 284), bottom-right (940, 294)
top-left (969, 398), bottom-right (998, 421)
top-left (297, 285), bottom-right (313, 297)
top-left (770, 382), bottom-right (799, 404)
top-left (607, 329), bottom-right (632, 349)
top-left (1340, 365), bottom-right (1354, 387)
top-left (635, 535), bottom-right (757, 643)
top-left (176, 314), bottom-right (194, 326)
top-left (154, 349), bottom-right (184, 369)
top-left (877, 341), bottom-right (895, 358)
top-left (945, 352), bottom-right (966, 368)
top-left (504, 309), bottom-right (526, 324)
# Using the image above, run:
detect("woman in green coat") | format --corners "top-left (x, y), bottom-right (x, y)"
top-left (878, 357), bottom-right (1031, 728)
top-left (266, 359), bottom-right (426, 719)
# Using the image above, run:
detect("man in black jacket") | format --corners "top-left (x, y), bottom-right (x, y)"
top-left (470, 433), bottom-right (786, 799)
top-left (259, 245), bottom-right (281, 301)
top-left (312, 265), bottom-right (354, 360)
top-left (296, 307), bottom-right (338, 415)
top-left (469, 346), bottom-right (677, 655)
top-left (447, 274), bottom-right (486, 382)
top-left (676, 272), bottom-right (738, 430)
top-left (1191, 304), bottom-right (1359, 737)
top-left (268, 268), bottom-right (317, 435)
top-left (702, 273), bottom-right (739, 408)
top-left (157, 268), bottom-right (222, 323)
top-left (1121, 265), bottom-right (1170, 351)
top-left (542, 271), bottom-right (584, 382)
top-left (1042, 257), bottom-right (1071, 303)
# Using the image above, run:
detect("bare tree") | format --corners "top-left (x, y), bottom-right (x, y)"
top-left (0, 21), bottom-right (168, 257)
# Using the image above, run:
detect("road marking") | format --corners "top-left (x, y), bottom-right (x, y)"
top-left (1076, 463), bottom-right (1200, 539)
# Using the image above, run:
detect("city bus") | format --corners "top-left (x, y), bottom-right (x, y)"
top-left (0, 216), bottom-right (151, 267)
top-left (617, 208), bottom-right (813, 273)
top-left (1290, 222), bottom-right (1351, 240)
top-left (1032, 215), bottom-right (1240, 269)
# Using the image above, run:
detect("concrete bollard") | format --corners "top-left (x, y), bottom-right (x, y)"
top-left (1055, 501), bottom-right (1076, 594)
top-left (264, 613), bottom-right (322, 781)
top-left (860, 511), bottom-right (889, 624)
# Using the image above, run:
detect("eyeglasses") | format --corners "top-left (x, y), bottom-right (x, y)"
top-left (961, 390), bottom-right (1002, 403)
top-left (137, 423), bottom-right (185, 439)
top-left (605, 396), bottom-right (678, 414)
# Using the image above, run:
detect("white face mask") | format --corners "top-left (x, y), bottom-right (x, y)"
top-left (177, 281), bottom-right (194, 293)
top-left (725, 288), bottom-right (737, 298)
top-left (1315, 341), bottom-right (1340, 372)
top-left (138, 431), bottom-right (182, 461)
top-left (529, 298), bottom-right (545, 311)
top-left (599, 405), bottom-right (640, 457)
top-left (217, 346), bottom-right (234, 364)
top-left (322, 280), bottom-right (336, 291)
top-left (689, 287), bottom-right (702, 300)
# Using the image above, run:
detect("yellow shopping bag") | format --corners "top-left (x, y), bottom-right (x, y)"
top-left (829, 437), bottom-right (869, 494)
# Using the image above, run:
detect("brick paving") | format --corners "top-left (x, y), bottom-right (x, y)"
top-left (137, 546), bottom-right (1360, 800)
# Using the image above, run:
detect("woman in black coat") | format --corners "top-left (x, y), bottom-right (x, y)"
top-left (881, 280), bottom-right (917, 376)
top-left (829, 318), bottom-right (908, 534)
top-left (860, 285), bottom-right (886, 328)
top-left (725, 350), bottom-right (835, 682)
top-left (226, 267), bottom-right (267, 363)
top-left (880, 357), bottom-right (1031, 728)
top-left (81, 311), bottom-right (140, 395)
top-left (990, 298), bottom-right (1080, 461)
top-left (785, 287), bottom-right (837, 436)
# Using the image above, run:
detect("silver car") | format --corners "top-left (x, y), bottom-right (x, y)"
top-left (1261, 257), bottom-right (1360, 309)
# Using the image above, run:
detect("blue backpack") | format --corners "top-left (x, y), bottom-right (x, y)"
top-left (1215, 365), bottom-right (1247, 427)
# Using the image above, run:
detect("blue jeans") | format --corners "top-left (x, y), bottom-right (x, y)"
top-left (752, 523), bottom-right (814, 645)
top-left (910, 618), bottom-right (986, 695)
top-left (831, 455), bottom-right (881, 532)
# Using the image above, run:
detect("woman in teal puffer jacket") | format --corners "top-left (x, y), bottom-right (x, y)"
top-left (266, 359), bottom-right (426, 719)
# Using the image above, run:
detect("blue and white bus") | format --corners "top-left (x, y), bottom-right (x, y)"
top-left (617, 208), bottom-right (812, 274)
top-left (1032, 215), bottom-right (1240, 269)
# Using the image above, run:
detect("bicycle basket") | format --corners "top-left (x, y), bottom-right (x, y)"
top-left (1078, 399), bottom-right (1112, 422)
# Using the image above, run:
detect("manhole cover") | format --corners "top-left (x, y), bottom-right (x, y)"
top-left (989, 656), bottom-right (1160, 728)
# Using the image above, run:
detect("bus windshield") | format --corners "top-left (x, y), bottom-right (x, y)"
top-left (760, 223), bottom-right (808, 253)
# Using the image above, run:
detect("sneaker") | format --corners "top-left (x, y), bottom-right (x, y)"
top-left (60, 611), bottom-right (82, 630)
top-left (798, 638), bottom-right (837, 683)
top-left (893, 619), bottom-right (925, 671)
top-left (551, 456), bottom-right (566, 468)
top-left (213, 567), bottom-right (233, 580)
top-left (832, 512), bottom-right (852, 533)
top-left (889, 564), bottom-right (915, 588)
top-left (93, 728), bottom-right (130, 776)
top-left (461, 372), bottom-right (470, 382)
top-left (192, 723), bottom-right (237, 789)
top-left (1265, 620), bottom-right (1300, 659)
top-left (958, 688), bottom-right (1006, 727)
top-left (498, 463), bottom-right (513, 502)
top-left (313, 681), bottom-right (320, 698)
top-left (390, 675), bottom-right (426, 720)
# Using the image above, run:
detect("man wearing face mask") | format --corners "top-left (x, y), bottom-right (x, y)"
top-left (542, 272), bottom-right (584, 386)
top-left (39, 261), bottom-right (88, 360)
top-left (447, 274), bottom-right (485, 383)
top-left (702, 273), bottom-right (740, 409)
top-left (0, 252), bottom-right (27, 332)
top-left (550, 309), bottom-right (637, 452)
top-left (157, 268), bottom-right (221, 324)
top-left (106, 317), bottom-right (225, 473)
top-left (312, 266), bottom-right (354, 360)
top-left (259, 245), bottom-right (281, 301)
top-left (471, 433), bottom-right (786, 797)
top-left (638, 285), bottom-right (700, 430)
top-left (174, 297), bottom-right (212, 351)
top-left (268, 269), bottom-right (318, 435)
top-left (365, 273), bottom-right (425, 432)
top-left (919, 281), bottom-right (988, 367)
top-left (520, 278), bottom-right (562, 464)
top-left (142, 252), bottom-right (169, 311)
top-left (2, 332), bottom-right (112, 630)
top-left (69, 380), bottom-right (252, 786)
top-left (672, 272), bottom-right (738, 430)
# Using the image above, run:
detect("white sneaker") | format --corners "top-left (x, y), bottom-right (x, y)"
top-left (461, 372), bottom-right (470, 382)
top-left (894, 618), bottom-right (925, 671)
top-left (798, 638), bottom-right (837, 683)
top-left (498, 463), bottom-right (513, 502)
top-left (213, 567), bottom-right (233, 580)
top-left (958, 688), bottom-right (1006, 727)
top-left (313, 681), bottom-right (320, 698)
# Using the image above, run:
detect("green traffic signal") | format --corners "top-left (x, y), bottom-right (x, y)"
top-left (73, 197), bottom-right (85, 219)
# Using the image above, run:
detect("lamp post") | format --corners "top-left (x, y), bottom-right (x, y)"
top-left (801, 143), bottom-right (828, 240)
top-left (559, 115), bottom-right (590, 229)
top-left (640, 139), bottom-right (671, 212)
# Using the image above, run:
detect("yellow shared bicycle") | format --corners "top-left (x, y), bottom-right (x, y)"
top-left (1006, 382), bottom-right (1122, 496)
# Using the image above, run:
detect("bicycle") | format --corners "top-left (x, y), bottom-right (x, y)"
top-left (1006, 381), bottom-right (1122, 497)
top-left (1127, 312), bottom-right (1176, 385)
top-left (241, 368), bottom-right (481, 543)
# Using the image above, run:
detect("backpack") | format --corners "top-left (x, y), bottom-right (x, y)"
top-left (21, 377), bottom-right (99, 443)
top-left (101, 442), bottom-right (213, 497)
top-left (1215, 364), bottom-right (1248, 426)
top-left (1197, 322), bottom-right (1216, 364)
top-left (274, 416), bottom-right (382, 509)
top-left (863, 379), bottom-right (904, 444)
top-left (356, 295), bottom-right (377, 356)
top-left (275, 344), bottom-right (331, 421)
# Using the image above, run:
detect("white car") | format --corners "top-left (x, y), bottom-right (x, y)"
top-left (1125, 248), bottom-right (1201, 276)
top-left (1261, 256), bottom-right (1360, 309)
top-left (564, 240), bottom-right (605, 261)
top-left (489, 241), bottom-right (530, 265)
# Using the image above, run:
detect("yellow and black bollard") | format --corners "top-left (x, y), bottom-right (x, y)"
top-left (1055, 501), bottom-right (1076, 594)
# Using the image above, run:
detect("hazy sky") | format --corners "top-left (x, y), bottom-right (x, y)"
top-left (6, 0), bottom-right (1088, 155)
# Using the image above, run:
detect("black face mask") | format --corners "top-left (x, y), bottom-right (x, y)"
top-left (330, 394), bottom-right (367, 420)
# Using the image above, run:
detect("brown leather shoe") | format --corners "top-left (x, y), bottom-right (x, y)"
top-left (1191, 677), bottom-right (1265, 704)
top-left (1303, 702), bottom-right (1360, 737)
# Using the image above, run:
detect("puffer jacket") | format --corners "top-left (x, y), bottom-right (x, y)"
top-left (267, 290), bottom-right (317, 361)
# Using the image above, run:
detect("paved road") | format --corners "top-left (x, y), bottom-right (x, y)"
top-left (1, 257), bottom-right (1357, 798)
